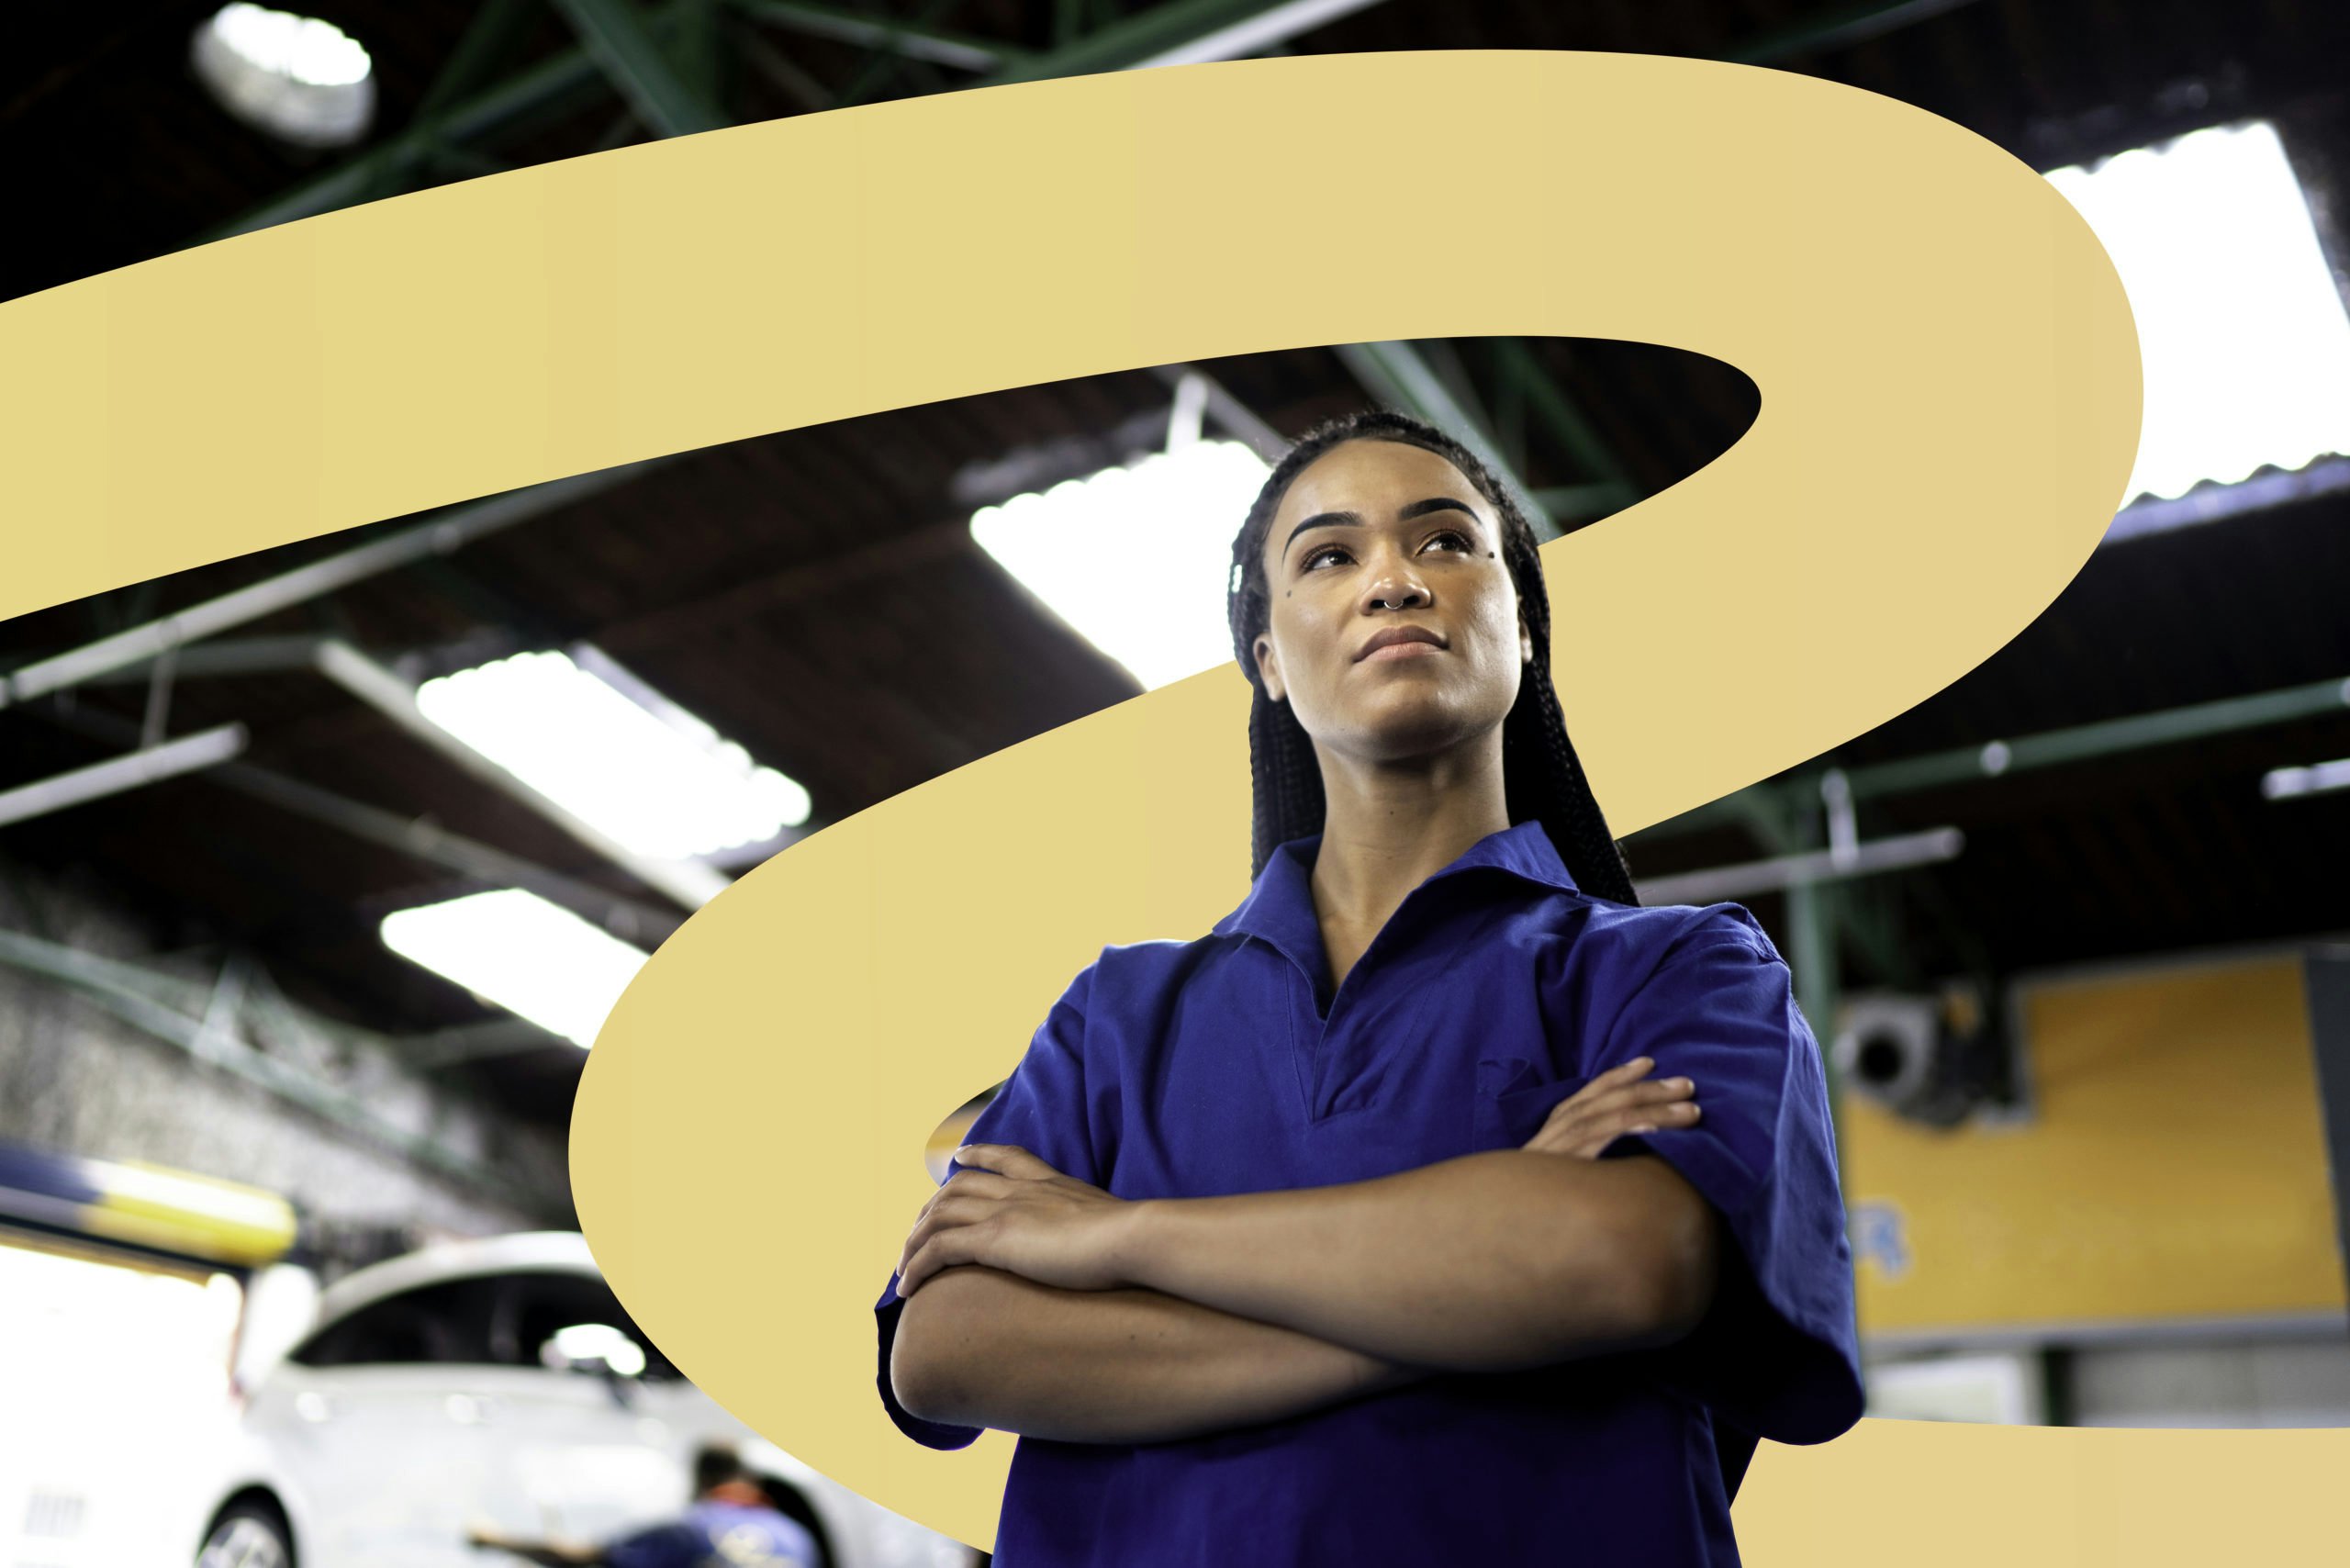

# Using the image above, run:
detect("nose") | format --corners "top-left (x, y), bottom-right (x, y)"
top-left (1359, 549), bottom-right (1430, 615)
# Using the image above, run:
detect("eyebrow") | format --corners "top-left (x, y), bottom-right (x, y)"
top-left (1281, 496), bottom-right (1480, 555)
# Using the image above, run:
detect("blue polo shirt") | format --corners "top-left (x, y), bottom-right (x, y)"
top-left (877, 820), bottom-right (1863, 1566)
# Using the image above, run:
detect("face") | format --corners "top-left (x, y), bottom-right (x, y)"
top-left (1252, 439), bottom-right (1532, 765)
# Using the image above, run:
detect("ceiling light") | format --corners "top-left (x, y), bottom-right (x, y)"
top-left (191, 4), bottom-right (375, 148)
top-left (970, 439), bottom-right (1271, 690)
top-left (381, 889), bottom-right (648, 1049)
top-left (2261, 757), bottom-right (2350, 801)
top-left (415, 646), bottom-right (811, 861)
top-left (2045, 121), bottom-right (2350, 507)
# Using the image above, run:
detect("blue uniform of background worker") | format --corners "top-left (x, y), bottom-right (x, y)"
top-left (874, 412), bottom-right (1865, 1566)
top-left (471, 1444), bottom-right (819, 1568)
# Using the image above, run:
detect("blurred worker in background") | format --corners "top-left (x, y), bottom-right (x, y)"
top-left (468, 1442), bottom-right (819, 1567)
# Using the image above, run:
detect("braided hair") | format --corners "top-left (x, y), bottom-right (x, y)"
top-left (1225, 409), bottom-right (1638, 904)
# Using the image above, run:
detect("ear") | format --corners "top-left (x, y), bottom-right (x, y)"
top-left (1518, 612), bottom-right (1535, 666)
top-left (1252, 632), bottom-right (1286, 701)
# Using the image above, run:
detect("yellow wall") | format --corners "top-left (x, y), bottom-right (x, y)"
top-left (1844, 952), bottom-right (2346, 1335)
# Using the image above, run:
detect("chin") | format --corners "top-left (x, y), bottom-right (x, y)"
top-left (1336, 696), bottom-right (1510, 764)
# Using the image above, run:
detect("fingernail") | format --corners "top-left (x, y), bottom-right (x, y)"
top-left (1631, 1124), bottom-right (1658, 1135)
top-left (1670, 1078), bottom-right (1693, 1092)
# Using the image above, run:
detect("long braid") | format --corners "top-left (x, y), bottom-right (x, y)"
top-left (1496, 490), bottom-right (1638, 905)
top-left (1227, 409), bottom-right (1639, 903)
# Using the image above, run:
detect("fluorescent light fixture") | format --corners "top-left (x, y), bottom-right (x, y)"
top-left (381, 889), bottom-right (648, 1049)
top-left (415, 647), bottom-right (811, 861)
top-left (970, 439), bottom-right (1272, 690)
top-left (2045, 121), bottom-right (2350, 506)
top-left (191, 4), bottom-right (375, 147)
top-left (2261, 757), bottom-right (2350, 801)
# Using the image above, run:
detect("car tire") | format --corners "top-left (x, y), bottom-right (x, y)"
top-left (196, 1499), bottom-right (296, 1568)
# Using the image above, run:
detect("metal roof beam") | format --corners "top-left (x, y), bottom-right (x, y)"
top-left (32, 694), bottom-right (684, 946)
top-left (397, 1015), bottom-right (575, 1070)
top-left (731, 0), bottom-right (1030, 73)
top-left (1146, 363), bottom-right (1286, 461)
top-left (975, 0), bottom-right (1390, 84)
top-left (1845, 677), bottom-right (2350, 801)
top-left (1634, 826), bottom-right (1964, 906)
top-left (358, 0), bottom-right (543, 206)
top-left (1332, 340), bottom-right (1562, 539)
top-left (1493, 339), bottom-right (1636, 496)
top-left (218, 758), bottom-right (683, 945)
top-left (1725, 0), bottom-right (1987, 64)
top-left (548, 0), bottom-right (728, 138)
top-left (1637, 673), bottom-right (2350, 841)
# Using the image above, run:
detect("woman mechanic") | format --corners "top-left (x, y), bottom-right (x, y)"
top-left (873, 410), bottom-right (1864, 1566)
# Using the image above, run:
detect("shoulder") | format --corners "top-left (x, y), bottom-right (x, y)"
top-left (688, 1502), bottom-right (815, 1551)
top-left (1547, 895), bottom-right (1781, 986)
top-left (1078, 929), bottom-right (1237, 998)
top-left (1016, 936), bottom-right (1229, 1052)
top-left (603, 1521), bottom-right (697, 1568)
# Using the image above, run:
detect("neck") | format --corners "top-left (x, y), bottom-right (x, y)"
top-left (1307, 733), bottom-right (1512, 927)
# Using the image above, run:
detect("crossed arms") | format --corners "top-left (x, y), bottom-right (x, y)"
top-left (888, 1059), bottom-right (1724, 1445)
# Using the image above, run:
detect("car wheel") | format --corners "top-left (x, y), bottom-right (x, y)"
top-left (196, 1501), bottom-right (295, 1568)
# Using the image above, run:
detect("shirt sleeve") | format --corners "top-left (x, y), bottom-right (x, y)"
top-left (1588, 904), bottom-right (1865, 1447)
top-left (873, 957), bottom-right (1106, 1450)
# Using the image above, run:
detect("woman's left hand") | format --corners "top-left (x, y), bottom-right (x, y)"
top-left (895, 1144), bottom-right (1140, 1296)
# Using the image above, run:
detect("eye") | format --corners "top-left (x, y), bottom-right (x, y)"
top-left (1421, 529), bottom-right (1472, 554)
top-left (1302, 543), bottom-right (1352, 570)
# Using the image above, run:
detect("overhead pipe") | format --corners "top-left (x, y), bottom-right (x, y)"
top-left (0, 725), bottom-right (248, 829)
top-left (1633, 827), bottom-right (1965, 907)
top-left (1639, 673), bottom-right (2350, 842)
top-left (32, 701), bottom-right (683, 946)
top-left (0, 460), bottom-right (667, 710)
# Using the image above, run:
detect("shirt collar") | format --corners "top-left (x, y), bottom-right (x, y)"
top-left (1212, 819), bottom-right (1582, 969)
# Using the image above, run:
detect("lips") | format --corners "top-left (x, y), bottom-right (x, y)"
top-left (1354, 625), bottom-right (1448, 662)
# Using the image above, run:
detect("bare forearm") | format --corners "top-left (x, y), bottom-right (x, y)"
top-left (890, 1265), bottom-right (1425, 1444)
top-left (470, 1533), bottom-right (601, 1566)
top-left (1119, 1151), bottom-right (1716, 1372)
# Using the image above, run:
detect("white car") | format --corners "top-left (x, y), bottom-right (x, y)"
top-left (184, 1231), bottom-right (976, 1568)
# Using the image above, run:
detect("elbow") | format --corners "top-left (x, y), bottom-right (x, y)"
top-left (1535, 1173), bottom-right (1723, 1357)
top-left (890, 1286), bottom-right (977, 1426)
top-left (1618, 1200), bottom-right (1723, 1350)
top-left (890, 1344), bottom-right (959, 1428)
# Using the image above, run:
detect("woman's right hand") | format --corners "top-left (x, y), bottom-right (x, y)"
top-left (1519, 1057), bottom-right (1699, 1159)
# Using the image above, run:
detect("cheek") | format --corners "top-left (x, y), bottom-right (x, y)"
top-left (1264, 589), bottom-right (1334, 659)
top-left (1462, 585), bottom-right (1522, 653)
